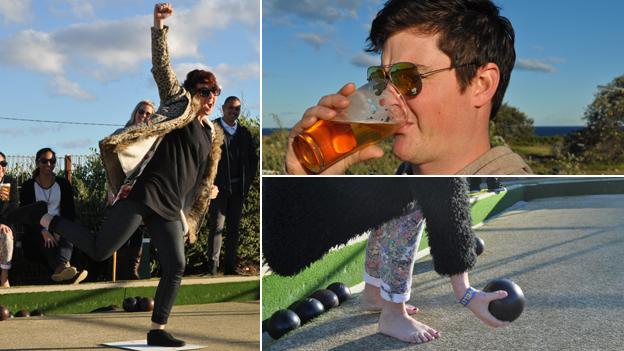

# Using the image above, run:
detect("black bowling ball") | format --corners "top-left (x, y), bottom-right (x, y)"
top-left (475, 237), bottom-right (485, 256)
top-left (483, 278), bottom-right (526, 322)
top-left (14, 310), bottom-right (30, 317)
top-left (139, 297), bottom-right (155, 312)
top-left (30, 309), bottom-right (44, 317)
top-left (289, 298), bottom-right (325, 324)
top-left (122, 297), bottom-right (139, 312)
top-left (0, 305), bottom-right (9, 321)
top-left (327, 282), bottom-right (352, 303)
top-left (267, 309), bottom-right (300, 339)
top-left (310, 289), bottom-right (339, 310)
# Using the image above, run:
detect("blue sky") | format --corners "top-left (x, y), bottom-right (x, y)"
top-left (0, 0), bottom-right (260, 157)
top-left (263, 0), bottom-right (624, 129)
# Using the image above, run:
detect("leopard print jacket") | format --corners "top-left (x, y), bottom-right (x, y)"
top-left (99, 26), bottom-right (223, 243)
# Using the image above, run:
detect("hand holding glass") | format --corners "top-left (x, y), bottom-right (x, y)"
top-left (292, 82), bottom-right (406, 173)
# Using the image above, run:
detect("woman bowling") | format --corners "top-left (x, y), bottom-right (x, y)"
top-left (10, 3), bottom-right (222, 347)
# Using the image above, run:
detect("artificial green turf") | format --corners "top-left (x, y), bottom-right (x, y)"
top-left (262, 240), bottom-right (367, 320)
top-left (470, 187), bottom-right (524, 225)
top-left (0, 280), bottom-right (259, 315)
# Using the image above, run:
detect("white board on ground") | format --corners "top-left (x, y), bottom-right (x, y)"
top-left (101, 340), bottom-right (205, 351)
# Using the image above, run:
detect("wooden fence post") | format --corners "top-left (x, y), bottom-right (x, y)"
top-left (64, 154), bottom-right (72, 184)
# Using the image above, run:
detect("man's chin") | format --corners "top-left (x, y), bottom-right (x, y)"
top-left (392, 134), bottom-right (419, 163)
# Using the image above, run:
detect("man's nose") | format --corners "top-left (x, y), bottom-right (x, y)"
top-left (379, 81), bottom-right (410, 123)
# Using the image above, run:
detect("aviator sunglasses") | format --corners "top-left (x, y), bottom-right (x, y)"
top-left (367, 62), bottom-right (478, 97)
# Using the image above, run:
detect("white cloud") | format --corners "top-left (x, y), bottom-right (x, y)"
top-left (295, 32), bottom-right (328, 50)
top-left (53, 18), bottom-right (151, 75)
top-left (0, 0), bottom-right (259, 101)
top-left (0, 30), bottom-right (65, 74)
top-left (515, 59), bottom-right (558, 73)
top-left (173, 62), bottom-right (259, 88)
top-left (48, 75), bottom-right (96, 100)
top-left (265, 0), bottom-right (364, 24)
top-left (0, 0), bottom-right (32, 25)
top-left (350, 52), bottom-right (379, 67)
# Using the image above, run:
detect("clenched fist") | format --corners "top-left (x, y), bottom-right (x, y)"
top-left (154, 3), bottom-right (173, 29)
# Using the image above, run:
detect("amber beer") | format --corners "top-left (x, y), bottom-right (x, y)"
top-left (0, 183), bottom-right (10, 201)
top-left (292, 119), bottom-right (399, 173)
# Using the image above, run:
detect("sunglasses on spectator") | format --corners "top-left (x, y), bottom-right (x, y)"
top-left (38, 158), bottom-right (56, 165)
top-left (197, 86), bottom-right (221, 97)
top-left (137, 109), bottom-right (152, 116)
top-left (0, 161), bottom-right (7, 167)
top-left (366, 62), bottom-right (478, 97)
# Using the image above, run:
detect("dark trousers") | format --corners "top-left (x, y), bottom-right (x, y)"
top-left (53, 200), bottom-right (184, 325)
top-left (208, 184), bottom-right (244, 274)
top-left (29, 231), bottom-right (73, 271)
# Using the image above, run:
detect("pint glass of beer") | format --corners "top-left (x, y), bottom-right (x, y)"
top-left (292, 81), bottom-right (407, 173)
top-left (0, 183), bottom-right (10, 201)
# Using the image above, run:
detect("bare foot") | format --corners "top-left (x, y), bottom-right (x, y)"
top-left (361, 284), bottom-right (419, 314)
top-left (378, 309), bottom-right (440, 344)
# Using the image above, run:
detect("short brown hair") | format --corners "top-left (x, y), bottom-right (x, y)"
top-left (183, 69), bottom-right (218, 94)
top-left (367, 0), bottom-right (515, 119)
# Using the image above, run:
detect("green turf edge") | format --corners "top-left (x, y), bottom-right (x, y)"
top-left (0, 279), bottom-right (259, 315)
top-left (470, 187), bottom-right (525, 225)
top-left (261, 241), bottom-right (367, 320)
top-left (261, 178), bottom-right (624, 320)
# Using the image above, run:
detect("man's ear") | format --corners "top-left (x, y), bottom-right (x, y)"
top-left (471, 63), bottom-right (500, 108)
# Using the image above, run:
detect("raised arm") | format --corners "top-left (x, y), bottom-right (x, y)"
top-left (151, 3), bottom-right (184, 102)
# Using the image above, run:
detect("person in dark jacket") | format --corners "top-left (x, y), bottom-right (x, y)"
top-left (263, 178), bottom-right (510, 344)
top-left (19, 148), bottom-right (87, 284)
top-left (208, 96), bottom-right (258, 275)
top-left (0, 151), bottom-right (18, 287)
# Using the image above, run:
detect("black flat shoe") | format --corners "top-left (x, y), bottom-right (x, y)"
top-left (147, 329), bottom-right (186, 347)
top-left (8, 201), bottom-right (48, 226)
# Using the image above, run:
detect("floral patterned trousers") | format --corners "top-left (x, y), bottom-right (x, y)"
top-left (0, 230), bottom-right (13, 270)
top-left (364, 202), bottom-right (425, 303)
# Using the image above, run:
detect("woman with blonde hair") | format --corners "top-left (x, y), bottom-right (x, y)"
top-left (126, 100), bottom-right (156, 127)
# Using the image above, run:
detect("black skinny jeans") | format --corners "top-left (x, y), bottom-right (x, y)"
top-left (52, 199), bottom-right (185, 325)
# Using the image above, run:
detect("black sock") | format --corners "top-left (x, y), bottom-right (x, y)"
top-left (147, 329), bottom-right (186, 347)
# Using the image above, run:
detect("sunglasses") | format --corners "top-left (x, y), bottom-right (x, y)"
top-left (137, 109), bottom-right (152, 116)
top-left (197, 86), bottom-right (221, 97)
top-left (38, 158), bottom-right (56, 165)
top-left (0, 161), bottom-right (7, 167)
top-left (367, 62), bottom-right (477, 97)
